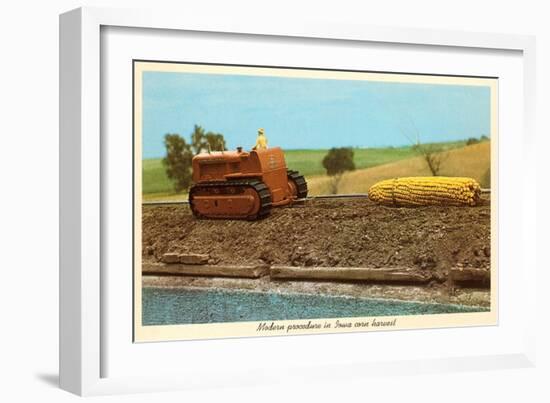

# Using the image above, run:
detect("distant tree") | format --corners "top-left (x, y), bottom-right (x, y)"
top-left (162, 125), bottom-right (227, 193)
top-left (480, 135), bottom-right (490, 142)
top-left (190, 124), bottom-right (226, 154)
top-left (395, 116), bottom-right (447, 176)
top-left (204, 132), bottom-right (226, 152)
top-left (190, 125), bottom-right (207, 154)
top-left (466, 137), bottom-right (480, 146)
top-left (322, 147), bottom-right (356, 194)
top-left (162, 134), bottom-right (193, 193)
top-left (413, 142), bottom-right (447, 176)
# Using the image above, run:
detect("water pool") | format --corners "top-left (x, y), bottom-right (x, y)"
top-left (142, 287), bottom-right (488, 326)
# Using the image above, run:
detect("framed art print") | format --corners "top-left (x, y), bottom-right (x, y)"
top-left (133, 60), bottom-right (498, 342)
top-left (60, 7), bottom-right (537, 396)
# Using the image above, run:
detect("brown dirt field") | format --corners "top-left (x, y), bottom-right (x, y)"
top-left (142, 196), bottom-right (491, 281)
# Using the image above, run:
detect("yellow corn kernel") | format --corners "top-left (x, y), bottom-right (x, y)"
top-left (368, 177), bottom-right (481, 207)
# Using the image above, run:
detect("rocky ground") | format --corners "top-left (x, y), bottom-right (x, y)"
top-left (141, 196), bottom-right (492, 306)
top-left (142, 196), bottom-right (491, 271)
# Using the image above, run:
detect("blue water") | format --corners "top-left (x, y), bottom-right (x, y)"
top-left (142, 287), bottom-right (488, 326)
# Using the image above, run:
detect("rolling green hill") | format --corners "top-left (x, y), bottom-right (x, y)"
top-left (142, 140), bottom-right (472, 200)
top-left (307, 141), bottom-right (491, 195)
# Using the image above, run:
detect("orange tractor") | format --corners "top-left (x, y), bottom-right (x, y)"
top-left (189, 146), bottom-right (307, 220)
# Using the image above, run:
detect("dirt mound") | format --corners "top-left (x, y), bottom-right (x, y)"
top-left (142, 197), bottom-right (491, 278)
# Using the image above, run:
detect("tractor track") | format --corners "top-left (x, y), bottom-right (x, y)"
top-left (189, 179), bottom-right (272, 220)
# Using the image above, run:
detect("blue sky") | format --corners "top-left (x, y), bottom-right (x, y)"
top-left (142, 71), bottom-right (491, 159)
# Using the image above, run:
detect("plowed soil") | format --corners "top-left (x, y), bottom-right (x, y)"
top-left (142, 196), bottom-right (491, 279)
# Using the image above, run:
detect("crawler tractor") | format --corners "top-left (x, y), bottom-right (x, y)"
top-left (189, 146), bottom-right (307, 220)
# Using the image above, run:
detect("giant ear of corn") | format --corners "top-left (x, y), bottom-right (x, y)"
top-left (368, 177), bottom-right (481, 207)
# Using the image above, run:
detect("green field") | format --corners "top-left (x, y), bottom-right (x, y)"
top-left (142, 159), bottom-right (175, 195)
top-left (142, 141), bottom-right (468, 199)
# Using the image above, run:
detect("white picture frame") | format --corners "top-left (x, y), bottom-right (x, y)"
top-left (59, 6), bottom-right (537, 396)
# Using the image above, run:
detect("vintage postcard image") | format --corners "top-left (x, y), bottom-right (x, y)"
top-left (133, 61), bottom-right (497, 342)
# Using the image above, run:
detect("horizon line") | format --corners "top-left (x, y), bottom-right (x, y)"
top-left (142, 137), bottom-right (490, 160)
